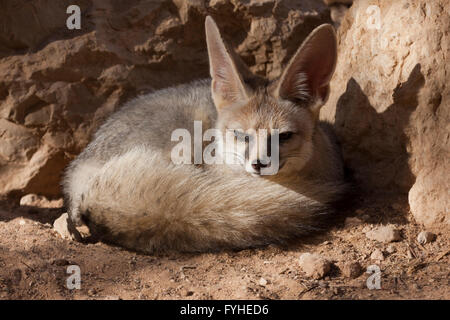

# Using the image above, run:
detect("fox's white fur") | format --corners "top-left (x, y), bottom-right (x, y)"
top-left (63, 17), bottom-right (348, 253)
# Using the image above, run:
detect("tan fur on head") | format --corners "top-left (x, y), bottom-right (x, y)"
top-left (215, 92), bottom-right (316, 177)
top-left (206, 17), bottom-right (338, 177)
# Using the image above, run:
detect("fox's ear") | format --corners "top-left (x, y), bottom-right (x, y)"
top-left (276, 24), bottom-right (337, 109)
top-left (205, 16), bottom-right (248, 111)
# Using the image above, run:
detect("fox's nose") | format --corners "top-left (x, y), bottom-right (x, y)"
top-left (252, 160), bottom-right (269, 172)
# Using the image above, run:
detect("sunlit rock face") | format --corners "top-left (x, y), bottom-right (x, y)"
top-left (321, 0), bottom-right (449, 231)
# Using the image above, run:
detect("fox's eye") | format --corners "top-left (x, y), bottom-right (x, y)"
top-left (279, 131), bottom-right (294, 142)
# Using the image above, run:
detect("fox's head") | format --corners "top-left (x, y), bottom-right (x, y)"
top-left (205, 16), bottom-right (337, 177)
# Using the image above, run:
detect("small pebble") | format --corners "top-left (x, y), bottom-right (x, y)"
top-left (366, 225), bottom-right (401, 243)
top-left (341, 261), bottom-right (363, 278)
top-left (258, 277), bottom-right (268, 286)
top-left (386, 244), bottom-right (396, 254)
top-left (19, 194), bottom-right (41, 206)
top-left (53, 213), bottom-right (81, 241)
top-left (370, 249), bottom-right (384, 261)
top-left (417, 231), bottom-right (436, 244)
top-left (298, 253), bottom-right (332, 280)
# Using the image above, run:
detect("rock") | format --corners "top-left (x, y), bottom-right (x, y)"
top-left (417, 231), bottom-right (436, 244)
top-left (258, 277), bottom-right (268, 286)
top-left (365, 225), bottom-right (402, 243)
top-left (298, 253), bottom-right (332, 280)
top-left (320, 0), bottom-right (450, 232)
top-left (370, 249), bottom-right (384, 261)
top-left (385, 244), bottom-right (396, 254)
top-left (20, 194), bottom-right (42, 206)
top-left (53, 213), bottom-right (81, 241)
top-left (19, 193), bottom-right (63, 208)
top-left (341, 261), bottom-right (362, 278)
top-left (0, 0), bottom-right (331, 200)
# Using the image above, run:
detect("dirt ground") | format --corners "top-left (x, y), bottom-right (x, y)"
top-left (0, 193), bottom-right (448, 300)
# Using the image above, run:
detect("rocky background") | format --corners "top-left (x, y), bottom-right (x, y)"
top-left (320, 0), bottom-right (449, 231)
top-left (0, 0), bottom-right (448, 232)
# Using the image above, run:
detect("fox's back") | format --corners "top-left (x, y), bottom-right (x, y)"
top-left (78, 79), bottom-right (216, 163)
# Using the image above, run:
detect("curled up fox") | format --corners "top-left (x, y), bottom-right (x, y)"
top-left (63, 17), bottom-right (349, 253)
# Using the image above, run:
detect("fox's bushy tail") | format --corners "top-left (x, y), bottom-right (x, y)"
top-left (76, 147), bottom-right (346, 253)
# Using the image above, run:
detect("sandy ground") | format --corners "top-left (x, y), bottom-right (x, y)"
top-left (0, 193), bottom-right (448, 300)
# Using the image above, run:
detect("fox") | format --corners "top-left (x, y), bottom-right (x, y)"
top-left (62, 16), bottom-right (349, 254)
